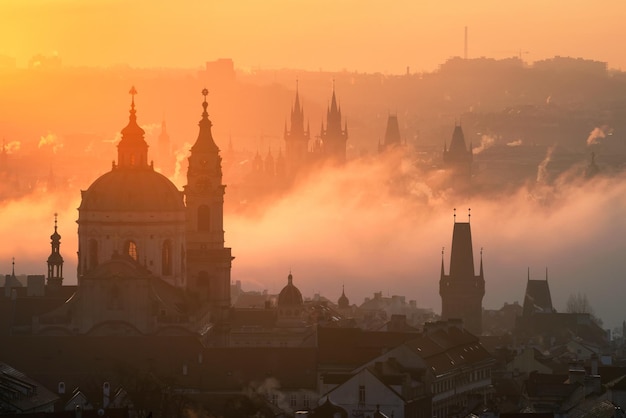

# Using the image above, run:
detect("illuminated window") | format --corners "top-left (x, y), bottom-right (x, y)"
top-left (162, 240), bottom-right (172, 275)
top-left (124, 240), bottom-right (138, 261)
top-left (198, 205), bottom-right (210, 231)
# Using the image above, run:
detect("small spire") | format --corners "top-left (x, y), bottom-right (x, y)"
top-left (129, 85), bottom-right (137, 105)
top-left (54, 212), bottom-right (58, 232)
top-left (527, 267), bottom-right (530, 281)
top-left (201, 88), bottom-right (209, 119)
top-left (128, 86), bottom-right (138, 122)
top-left (468, 208), bottom-right (471, 222)
top-left (11, 257), bottom-right (15, 277)
top-left (480, 247), bottom-right (484, 276)
top-left (440, 247), bottom-right (445, 276)
top-left (545, 267), bottom-right (548, 281)
top-left (453, 208), bottom-right (456, 223)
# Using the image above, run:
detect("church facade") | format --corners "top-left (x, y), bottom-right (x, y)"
top-left (36, 87), bottom-right (232, 335)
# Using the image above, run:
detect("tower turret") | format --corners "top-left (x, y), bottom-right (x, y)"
top-left (157, 118), bottom-right (174, 177)
top-left (47, 213), bottom-right (64, 290)
top-left (320, 82), bottom-right (348, 163)
top-left (284, 81), bottom-right (311, 175)
top-left (379, 114), bottom-right (401, 153)
top-left (443, 124), bottom-right (472, 184)
top-left (117, 86), bottom-right (149, 168)
top-left (184, 88), bottom-right (233, 316)
top-left (439, 209), bottom-right (485, 335)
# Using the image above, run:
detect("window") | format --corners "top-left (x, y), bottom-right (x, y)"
top-left (198, 205), bottom-right (210, 232)
top-left (358, 385), bottom-right (365, 404)
top-left (303, 394), bottom-right (309, 409)
top-left (124, 240), bottom-right (138, 261)
top-left (289, 393), bottom-right (297, 408)
top-left (271, 394), bottom-right (278, 405)
top-left (162, 240), bottom-right (172, 275)
top-left (89, 239), bottom-right (98, 269)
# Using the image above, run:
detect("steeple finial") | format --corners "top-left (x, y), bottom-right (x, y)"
top-left (468, 208), bottom-right (471, 222)
top-left (201, 88), bottom-right (209, 119)
top-left (545, 267), bottom-right (548, 281)
top-left (453, 208), bottom-right (456, 223)
top-left (527, 267), bottom-right (530, 281)
top-left (11, 257), bottom-right (15, 277)
top-left (54, 212), bottom-right (58, 232)
top-left (128, 86), bottom-right (138, 122)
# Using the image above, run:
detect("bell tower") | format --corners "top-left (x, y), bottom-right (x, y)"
top-left (439, 209), bottom-right (485, 335)
top-left (320, 82), bottom-right (348, 163)
top-left (184, 89), bottom-right (233, 316)
top-left (284, 80), bottom-right (310, 175)
top-left (46, 213), bottom-right (64, 290)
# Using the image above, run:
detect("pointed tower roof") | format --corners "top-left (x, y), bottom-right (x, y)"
top-left (448, 125), bottom-right (469, 155)
top-left (449, 221), bottom-right (475, 278)
top-left (338, 285), bottom-right (350, 309)
top-left (191, 88), bottom-right (219, 154)
top-left (522, 272), bottom-right (554, 316)
top-left (287, 80), bottom-right (306, 139)
top-left (384, 114), bottom-right (401, 147)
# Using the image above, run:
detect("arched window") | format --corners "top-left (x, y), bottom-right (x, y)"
top-left (124, 240), bottom-right (138, 261)
top-left (89, 239), bottom-right (98, 269)
top-left (198, 205), bottom-right (210, 232)
top-left (162, 240), bottom-right (172, 276)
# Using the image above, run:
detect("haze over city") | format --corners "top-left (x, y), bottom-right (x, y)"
top-left (2, 0), bottom-right (626, 73)
top-left (1, 1), bottom-right (626, 332)
top-left (4, 3), bottom-right (626, 418)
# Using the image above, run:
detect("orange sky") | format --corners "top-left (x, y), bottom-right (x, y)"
top-left (1, 0), bottom-right (625, 72)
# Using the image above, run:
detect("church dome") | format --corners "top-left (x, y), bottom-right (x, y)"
top-left (80, 87), bottom-right (184, 213)
top-left (277, 273), bottom-right (303, 307)
top-left (80, 167), bottom-right (183, 212)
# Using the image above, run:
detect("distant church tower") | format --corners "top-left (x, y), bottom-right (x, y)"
top-left (320, 84), bottom-right (348, 163)
top-left (157, 119), bottom-right (175, 177)
top-left (46, 214), bottom-right (64, 290)
top-left (443, 124), bottom-right (472, 183)
top-left (184, 89), bottom-right (233, 315)
top-left (378, 114), bottom-right (401, 153)
top-left (439, 210), bottom-right (485, 335)
top-left (284, 82), bottom-right (310, 175)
